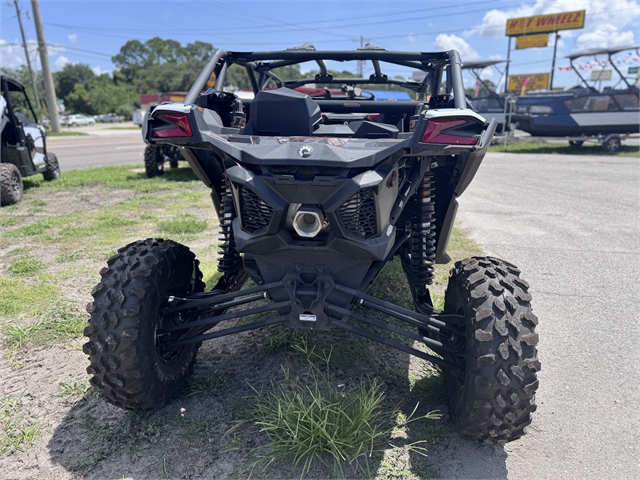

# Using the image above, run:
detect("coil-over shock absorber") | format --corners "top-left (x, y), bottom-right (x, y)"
top-left (217, 177), bottom-right (241, 275)
top-left (409, 170), bottom-right (437, 301)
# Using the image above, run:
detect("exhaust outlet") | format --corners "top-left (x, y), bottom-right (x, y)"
top-left (293, 206), bottom-right (324, 238)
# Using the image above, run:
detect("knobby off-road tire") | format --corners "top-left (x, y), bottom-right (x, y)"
top-left (144, 145), bottom-right (164, 178)
top-left (0, 163), bottom-right (23, 206)
top-left (43, 152), bottom-right (60, 181)
top-left (443, 256), bottom-right (540, 443)
top-left (84, 238), bottom-right (205, 411)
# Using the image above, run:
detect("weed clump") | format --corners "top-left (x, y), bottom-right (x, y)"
top-left (0, 398), bottom-right (38, 455)
top-left (246, 340), bottom-right (439, 477)
top-left (8, 255), bottom-right (45, 276)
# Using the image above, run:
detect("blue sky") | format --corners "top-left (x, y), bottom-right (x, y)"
top-left (1, 0), bottom-right (639, 92)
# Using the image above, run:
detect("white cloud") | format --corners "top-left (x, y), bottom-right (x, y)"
top-left (0, 39), bottom-right (29, 69)
top-left (68, 34), bottom-right (77, 43)
top-left (1, 39), bottom-right (67, 70)
top-left (92, 66), bottom-right (107, 75)
top-left (435, 34), bottom-right (478, 61)
top-left (479, 67), bottom-right (495, 80)
top-left (575, 24), bottom-right (635, 50)
top-left (466, 0), bottom-right (639, 51)
top-left (54, 55), bottom-right (70, 69)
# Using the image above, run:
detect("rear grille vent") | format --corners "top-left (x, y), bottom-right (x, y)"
top-left (239, 186), bottom-right (273, 233)
top-left (337, 188), bottom-right (377, 239)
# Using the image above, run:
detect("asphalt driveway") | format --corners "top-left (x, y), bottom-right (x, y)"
top-left (434, 151), bottom-right (639, 479)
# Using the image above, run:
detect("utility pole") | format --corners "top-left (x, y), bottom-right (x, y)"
top-left (12, 0), bottom-right (41, 108)
top-left (549, 32), bottom-right (560, 90)
top-left (504, 36), bottom-right (512, 94)
top-left (30, 0), bottom-right (60, 131)
top-left (358, 35), bottom-right (364, 77)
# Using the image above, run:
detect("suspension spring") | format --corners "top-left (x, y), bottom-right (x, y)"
top-left (410, 171), bottom-right (437, 295)
top-left (217, 177), bottom-right (241, 274)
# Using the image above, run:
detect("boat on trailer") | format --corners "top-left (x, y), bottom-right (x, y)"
top-left (463, 60), bottom-right (512, 132)
top-left (512, 46), bottom-right (639, 145)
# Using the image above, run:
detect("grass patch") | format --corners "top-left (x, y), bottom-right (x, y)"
top-left (0, 277), bottom-right (59, 316)
top-left (16, 164), bottom-right (201, 195)
top-left (3, 217), bottom-right (55, 237)
top-left (167, 416), bottom-right (211, 442)
top-left (59, 380), bottom-right (91, 397)
top-left (158, 213), bottom-right (208, 235)
top-left (262, 330), bottom-right (308, 354)
top-left (47, 131), bottom-right (88, 136)
top-left (2, 305), bottom-right (86, 350)
top-left (0, 398), bottom-right (38, 455)
top-left (244, 341), bottom-right (439, 478)
top-left (7, 255), bottom-right (46, 276)
top-left (489, 140), bottom-right (640, 157)
top-left (183, 373), bottom-right (233, 398)
top-left (0, 217), bottom-right (18, 227)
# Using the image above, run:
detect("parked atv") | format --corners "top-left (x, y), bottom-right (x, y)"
top-left (143, 143), bottom-right (184, 178)
top-left (85, 45), bottom-right (540, 444)
top-left (1, 75), bottom-right (60, 206)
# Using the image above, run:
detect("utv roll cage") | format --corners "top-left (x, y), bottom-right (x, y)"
top-left (184, 43), bottom-right (468, 107)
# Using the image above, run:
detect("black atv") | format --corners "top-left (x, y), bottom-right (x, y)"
top-left (1, 75), bottom-right (60, 206)
top-left (85, 45), bottom-right (540, 444)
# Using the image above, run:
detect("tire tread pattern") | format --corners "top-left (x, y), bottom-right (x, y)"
top-left (43, 152), bottom-right (60, 181)
top-left (83, 238), bottom-right (204, 411)
top-left (0, 163), bottom-right (23, 206)
top-left (144, 145), bottom-right (164, 178)
top-left (445, 256), bottom-right (540, 444)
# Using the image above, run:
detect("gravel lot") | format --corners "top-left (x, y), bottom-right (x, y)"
top-left (433, 151), bottom-right (640, 479)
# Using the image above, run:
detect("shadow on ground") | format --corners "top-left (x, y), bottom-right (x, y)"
top-left (47, 320), bottom-right (508, 479)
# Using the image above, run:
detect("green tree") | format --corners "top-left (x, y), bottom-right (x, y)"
top-left (54, 63), bottom-right (96, 100)
top-left (112, 37), bottom-right (214, 90)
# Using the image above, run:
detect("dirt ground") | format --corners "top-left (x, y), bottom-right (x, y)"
top-left (0, 174), bottom-right (466, 479)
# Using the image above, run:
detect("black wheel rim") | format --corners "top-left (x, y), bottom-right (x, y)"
top-left (11, 172), bottom-right (20, 197)
top-left (447, 304), bottom-right (468, 389)
top-left (155, 288), bottom-right (193, 364)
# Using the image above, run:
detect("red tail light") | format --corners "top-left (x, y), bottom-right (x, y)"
top-left (420, 118), bottom-right (478, 145)
top-left (153, 112), bottom-right (193, 138)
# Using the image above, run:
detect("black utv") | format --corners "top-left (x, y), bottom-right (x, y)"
top-left (84, 45), bottom-right (540, 444)
top-left (0, 75), bottom-right (59, 206)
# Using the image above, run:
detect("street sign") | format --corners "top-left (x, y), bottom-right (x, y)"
top-left (515, 34), bottom-right (550, 50)
top-left (507, 73), bottom-right (550, 92)
top-left (628, 66), bottom-right (639, 75)
top-left (506, 10), bottom-right (585, 36)
top-left (590, 70), bottom-right (612, 81)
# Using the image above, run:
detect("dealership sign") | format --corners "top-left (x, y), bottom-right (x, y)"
top-left (515, 34), bottom-right (550, 50)
top-left (590, 70), bottom-right (612, 81)
top-left (506, 10), bottom-right (585, 36)
top-left (507, 73), bottom-right (550, 92)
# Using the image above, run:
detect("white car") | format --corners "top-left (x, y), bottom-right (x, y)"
top-left (62, 114), bottom-right (95, 126)
top-left (132, 109), bottom-right (146, 127)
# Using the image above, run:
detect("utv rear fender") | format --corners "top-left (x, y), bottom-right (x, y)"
top-left (434, 117), bottom-right (496, 263)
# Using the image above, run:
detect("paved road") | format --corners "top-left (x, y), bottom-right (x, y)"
top-left (434, 152), bottom-right (639, 479)
top-left (47, 128), bottom-right (145, 171)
